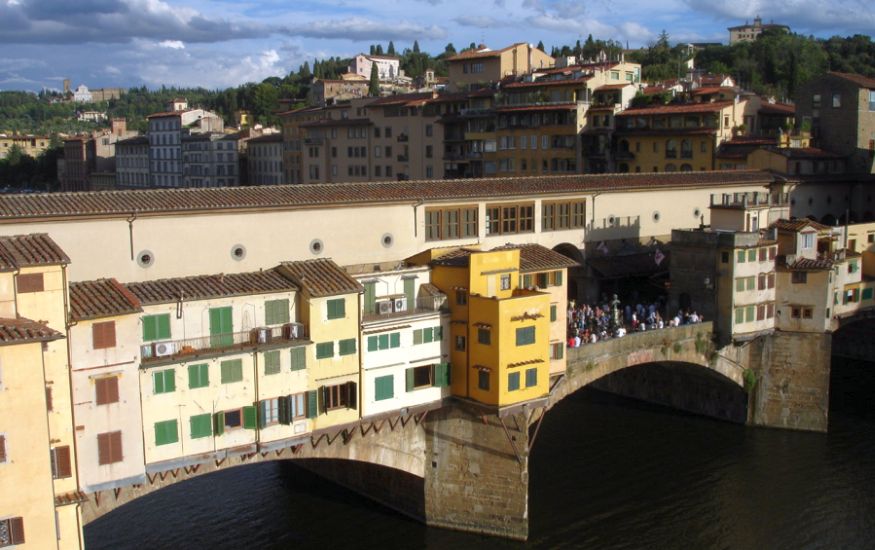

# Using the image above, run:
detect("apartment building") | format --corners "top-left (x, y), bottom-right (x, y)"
top-left (115, 136), bottom-right (150, 188)
top-left (147, 101), bottom-right (224, 188)
top-left (61, 119), bottom-right (137, 191)
top-left (0, 134), bottom-right (51, 160)
top-left (446, 43), bottom-right (555, 92)
top-left (247, 133), bottom-right (284, 185)
top-left (181, 133), bottom-right (239, 187)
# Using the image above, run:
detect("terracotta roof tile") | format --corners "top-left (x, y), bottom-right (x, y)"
top-left (491, 243), bottom-right (579, 272)
top-left (368, 92), bottom-right (435, 107)
top-left (502, 77), bottom-right (590, 90)
top-left (828, 72), bottom-right (875, 89)
top-left (127, 268), bottom-right (298, 305)
top-left (770, 218), bottom-right (831, 233)
top-left (617, 100), bottom-right (735, 116)
top-left (278, 258), bottom-right (363, 297)
top-left (0, 233), bottom-right (70, 271)
top-left (0, 317), bottom-right (63, 346)
top-left (758, 103), bottom-right (795, 115)
top-left (495, 103), bottom-right (577, 112)
top-left (764, 146), bottom-right (844, 160)
top-left (430, 248), bottom-right (477, 267)
top-left (0, 171), bottom-right (774, 221)
top-left (69, 279), bottom-right (143, 321)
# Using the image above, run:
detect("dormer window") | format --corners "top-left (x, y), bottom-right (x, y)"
top-left (801, 233), bottom-right (815, 249)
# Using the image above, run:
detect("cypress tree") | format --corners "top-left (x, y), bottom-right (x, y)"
top-left (369, 63), bottom-right (380, 96)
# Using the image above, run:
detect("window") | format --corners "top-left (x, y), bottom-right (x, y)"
top-left (327, 298), bottom-right (346, 320)
top-left (50, 445), bottom-right (72, 478)
top-left (142, 313), bottom-right (171, 341)
top-left (413, 326), bottom-right (441, 344)
top-left (0, 517), bottom-right (25, 546)
top-left (832, 93), bottom-right (841, 108)
top-left (265, 299), bottom-right (290, 325)
top-left (97, 431), bottom-right (123, 465)
top-left (322, 382), bottom-right (356, 411)
top-left (406, 365), bottom-right (433, 390)
top-left (536, 273), bottom-right (549, 288)
top-left (478, 370), bottom-right (489, 391)
top-left (550, 304), bottom-right (558, 322)
top-left (869, 90), bottom-right (875, 111)
top-left (316, 342), bottom-right (334, 359)
top-left (95, 377), bottom-right (119, 405)
top-left (485, 202), bottom-right (536, 235)
top-left (154, 419), bottom-right (179, 446)
top-left (456, 289), bottom-right (468, 305)
top-left (338, 338), bottom-right (357, 356)
top-left (367, 332), bottom-right (400, 351)
top-left (16, 272), bottom-right (44, 293)
top-left (500, 274), bottom-right (511, 290)
top-left (153, 369), bottom-right (175, 394)
top-left (455, 335), bottom-right (466, 351)
top-left (525, 368), bottom-right (538, 387)
top-left (516, 326), bottom-right (535, 346)
top-left (220, 359), bottom-right (243, 384)
top-left (759, 248), bottom-right (767, 262)
top-left (264, 350), bottom-right (281, 375)
top-left (542, 200), bottom-right (586, 231)
top-left (260, 398), bottom-right (281, 426)
top-left (375, 375), bottom-right (394, 401)
top-left (734, 307), bottom-right (744, 325)
top-left (508, 371), bottom-right (520, 391)
top-left (190, 414), bottom-right (212, 439)
top-left (792, 272), bottom-right (808, 284)
top-left (737, 250), bottom-right (745, 263)
top-left (0, 435), bottom-right (5, 463)
top-left (478, 328), bottom-right (491, 345)
top-left (802, 233), bottom-right (815, 249)
top-left (290, 347), bottom-right (306, 371)
top-left (92, 321), bottom-right (116, 349)
top-left (748, 249), bottom-right (756, 262)
top-left (549, 342), bottom-right (564, 360)
top-left (803, 308), bottom-right (813, 319)
top-left (286, 393), bottom-right (308, 421)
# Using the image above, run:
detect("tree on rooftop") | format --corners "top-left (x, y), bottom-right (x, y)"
top-left (369, 63), bottom-right (380, 97)
top-left (369, 44), bottom-right (376, 55)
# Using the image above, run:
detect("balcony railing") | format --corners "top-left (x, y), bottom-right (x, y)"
top-left (397, 134), bottom-right (409, 142)
top-left (140, 323), bottom-right (308, 363)
top-left (710, 191), bottom-right (790, 208)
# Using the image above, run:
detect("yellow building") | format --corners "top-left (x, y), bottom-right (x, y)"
top-left (413, 244), bottom-right (569, 409)
top-left (0, 135), bottom-right (52, 160)
top-left (1, 233), bottom-right (83, 550)
top-left (446, 43), bottom-right (555, 92)
top-left (277, 259), bottom-right (363, 430)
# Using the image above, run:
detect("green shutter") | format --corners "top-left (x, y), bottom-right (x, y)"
top-left (413, 330), bottom-right (422, 345)
top-left (525, 367), bottom-right (538, 387)
top-left (258, 402), bottom-right (267, 429)
top-left (378, 334), bottom-right (389, 350)
top-left (155, 419), bottom-right (178, 446)
top-left (523, 274), bottom-right (533, 288)
top-left (390, 332), bottom-right (400, 348)
top-left (190, 414), bottom-right (212, 439)
top-left (290, 347), bottom-right (306, 371)
top-left (188, 364), bottom-right (209, 389)
top-left (307, 390), bottom-right (318, 418)
top-left (264, 351), bottom-right (281, 375)
top-left (554, 271), bottom-right (563, 286)
top-left (363, 282), bottom-right (377, 315)
top-left (346, 382), bottom-right (357, 410)
top-left (278, 396), bottom-right (292, 424)
top-left (220, 359), bottom-right (243, 384)
top-left (316, 342), bottom-right (334, 359)
top-left (405, 368), bottom-right (414, 392)
top-left (265, 299), bottom-right (290, 325)
top-left (737, 250), bottom-right (745, 263)
top-left (375, 375), bottom-right (394, 401)
top-left (434, 326), bottom-right (442, 340)
top-left (327, 298), bottom-right (345, 320)
top-left (516, 326), bottom-right (535, 346)
top-left (143, 314), bottom-right (171, 341)
top-left (433, 363), bottom-right (450, 388)
top-left (423, 327), bottom-right (433, 343)
top-left (550, 304), bottom-right (557, 322)
top-left (209, 307), bottom-right (233, 347)
top-left (339, 338), bottom-right (357, 356)
top-left (214, 412), bottom-right (224, 435)
top-left (863, 287), bottom-right (874, 301)
top-left (243, 406), bottom-right (257, 429)
top-left (508, 371), bottom-right (520, 391)
top-left (367, 335), bottom-right (378, 351)
top-left (154, 369), bottom-right (175, 394)
top-left (404, 278), bottom-right (416, 308)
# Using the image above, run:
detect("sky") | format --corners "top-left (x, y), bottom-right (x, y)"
top-left (1, 0), bottom-right (873, 92)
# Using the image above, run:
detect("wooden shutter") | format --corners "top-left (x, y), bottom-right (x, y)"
top-left (92, 321), bottom-right (117, 349)
top-left (243, 406), bottom-right (257, 429)
top-left (54, 445), bottom-right (72, 478)
top-left (346, 382), bottom-right (357, 410)
top-left (9, 517), bottom-right (25, 544)
top-left (97, 432), bottom-right (117, 465)
top-left (45, 386), bottom-right (53, 411)
top-left (363, 282), bottom-right (377, 315)
top-left (0, 435), bottom-right (6, 463)
top-left (404, 278), bottom-right (415, 308)
top-left (307, 390), bottom-right (318, 418)
top-left (406, 368), bottom-right (415, 392)
top-left (278, 396), bottom-right (292, 425)
top-left (433, 363), bottom-right (450, 388)
top-left (390, 332), bottom-right (400, 348)
top-left (213, 412), bottom-right (225, 436)
top-left (16, 273), bottom-right (44, 293)
top-left (257, 402), bottom-right (267, 429)
top-left (96, 377), bottom-right (119, 405)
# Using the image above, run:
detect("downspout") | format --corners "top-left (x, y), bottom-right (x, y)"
top-left (253, 348), bottom-right (260, 448)
top-left (127, 213), bottom-right (137, 261)
top-left (357, 291), bottom-right (363, 419)
top-left (413, 199), bottom-right (423, 238)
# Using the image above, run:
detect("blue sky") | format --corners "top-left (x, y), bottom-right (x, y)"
top-left (1, 0), bottom-right (872, 91)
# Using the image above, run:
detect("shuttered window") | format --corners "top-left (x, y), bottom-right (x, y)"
top-left (142, 314), bottom-right (171, 341)
top-left (154, 420), bottom-right (179, 446)
top-left (97, 431), bottom-right (123, 464)
top-left (516, 326), bottom-right (536, 346)
top-left (404, 278), bottom-right (416, 308)
top-left (264, 351), bottom-right (281, 375)
top-left (316, 342), bottom-right (334, 359)
top-left (152, 369), bottom-right (175, 394)
top-left (374, 375), bottom-right (394, 401)
top-left (0, 517), bottom-right (25, 546)
top-left (51, 445), bottom-right (72, 478)
top-left (525, 368), bottom-right (538, 387)
top-left (338, 338), bottom-right (357, 356)
top-left (189, 414), bottom-right (213, 439)
top-left (0, 435), bottom-right (6, 463)
top-left (220, 359), bottom-right (243, 384)
top-left (508, 372), bottom-right (520, 391)
top-left (16, 273), bottom-right (44, 293)
top-left (92, 321), bottom-right (117, 349)
top-left (550, 304), bottom-right (558, 322)
top-left (187, 364), bottom-right (209, 389)
top-left (45, 387), bottom-right (52, 411)
top-left (327, 298), bottom-right (346, 320)
top-left (552, 271), bottom-right (563, 286)
top-left (290, 347), bottom-right (306, 371)
top-left (265, 299), bottom-right (290, 325)
top-left (95, 377), bottom-right (119, 405)
top-left (433, 363), bottom-right (451, 387)
top-left (363, 281), bottom-right (377, 315)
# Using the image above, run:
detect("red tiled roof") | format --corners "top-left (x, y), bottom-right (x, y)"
top-left (368, 92), bottom-right (435, 107)
top-left (0, 171), bottom-right (775, 222)
top-left (597, 83), bottom-right (632, 90)
top-left (491, 243), bottom-right (579, 271)
top-left (770, 218), bottom-right (831, 232)
top-left (828, 72), bottom-right (875, 89)
top-left (503, 77), bottom-right (590, 90)
top-left (758, 103), bottom-right (795, 115)
top-left (617, 100), bottom-right (734, 116)
top-left (0, 233), bottom-right (70, 271)
top-left (495, 103), bottom-right (577, 112)
top-left (69, 279), bottom-right (143, 321)
top-left (448, 44), bottom-right (523, 61)
top-left (55, 491), bottom-right (88, 506)
top-left (278, 258), bottom-right (363, 297)
top-left (766, 147), bottom-right (844, 160)
top-left (0, 317), bottom-right (63, 346)
top-left (127, 269), bottom-right (298, 305)
top-left (692, 87), bottom-right (722, 95)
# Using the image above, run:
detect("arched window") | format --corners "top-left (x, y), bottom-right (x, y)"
top-left (680, 139), bottom-right (692, 158)
top-left (680, 163), bottom-right (693, 172)
top-left (665, 163), bottom-right (677, 172)
top-left (665, 139), bottom-right (677, 158)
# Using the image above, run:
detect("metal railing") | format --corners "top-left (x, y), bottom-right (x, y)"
top-left (140, 322), bottom-right (308, 362)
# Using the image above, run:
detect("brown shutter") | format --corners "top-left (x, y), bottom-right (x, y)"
top-left (108, 377), bottom-right (119, 404)
top-left (110, 431), bottom-right (123, 462)
top-left (16, 273), bottom-right (44, 293)
top-left (96, 377), bottom-right (119, 405)
top-left (55, 445), bottom-right (72, 478)
top-left (92, 321), bottom-right (117, 349)
top-left (97, 433), bottom-right (110, 465)
top-left (0, 435), bottom-right (6, 462)
top-left (9, 517), bottom-right (25, 544)
top-left (45, 387), bottom-right (53, 411)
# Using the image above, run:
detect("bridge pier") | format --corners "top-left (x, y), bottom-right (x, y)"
top-left (423, 404), bottom-right (531, 541)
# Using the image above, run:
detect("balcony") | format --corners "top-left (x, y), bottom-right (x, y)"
top-left (710, 191), bottom-right (790, 208)
top-left (304, 138), bottom-right (324, 146)
top-left (397, 134), bottom-right (409, 143)
top-left (140, 323), bottom-right (308, 363)
top-left (396, 154), bottom-right (409, 162)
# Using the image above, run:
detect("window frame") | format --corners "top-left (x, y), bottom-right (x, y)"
top-left (95, 376), bottom-right (120, 405)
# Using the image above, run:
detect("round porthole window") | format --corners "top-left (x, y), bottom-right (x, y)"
top-left (693, 207), bottom-right (701, 218)
top-left (309, 239), bottom-right (324, 255)
top-left (607, 215), bottom-right (616, 226)
top-left (381, 233), bottom-right (394, 248)
top-left (652, 211), bottom-right (661, 222)
top-left (230, 244), bottom-right (246, 261)
top-left (137, 250), bottom-right (154, 268)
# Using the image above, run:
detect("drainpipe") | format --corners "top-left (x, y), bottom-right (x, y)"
top-left (127, 213), bottom-right (137, 261)
top-left (253, 347), bottom-right (260, 448)
top-left (413, 199), bottom-right (423, 238)
top-left (357, 291), bottom-right (363, 419)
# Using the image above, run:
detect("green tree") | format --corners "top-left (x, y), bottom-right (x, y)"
top-left (376, 44), bottom-right (384, 55)
top-left (388, 41), bottom-right (396, 55)
top-left (369, 63), bottom-right (380, 96)
top-left (536, 40), bottom-right (545, 52)
top-left (413, 40), bottom-right (420, 54)
top-left (444, 43), bottom-right (456, 55)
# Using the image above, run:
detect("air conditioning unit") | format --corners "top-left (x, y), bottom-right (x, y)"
top-left (251, 327), bottom-right (270, 345)
top-left (284, 323), bottom-right (301, 340)
top-left (393, 297), bottom-right (407, 313)
top-left (154, 342), bottom-right (177, 357)
top-left (378, 300), bottom-right (393, 315)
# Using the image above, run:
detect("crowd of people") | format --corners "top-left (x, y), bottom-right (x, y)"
top-left (566, 294), bottom-right (702, 348)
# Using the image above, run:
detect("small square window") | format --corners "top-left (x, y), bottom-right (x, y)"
top-left (478, 328), bottom-right (491, 345)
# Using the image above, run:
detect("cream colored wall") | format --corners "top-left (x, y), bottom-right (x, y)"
top-left (730, 245), bottom-right (776, 335)
top-left (0, 272), bottom-right (13, 317)
top-left (70, 316), bottom-right (144, 491)
top-left (256, 344), bottom-right (312, 443)
top-left (775, 270), bottom-right (831, 332)
top-left (0, 342), bottom-right (62, 550)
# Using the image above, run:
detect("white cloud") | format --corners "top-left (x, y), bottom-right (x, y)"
top-left (159, 40), bottom-right (185, 49)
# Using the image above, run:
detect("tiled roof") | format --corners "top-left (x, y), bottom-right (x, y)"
top-left (617, 100), bottom-right (734, 116)
top-left (430, 248), bottom-right (477, 267)
top-left (368, 92), bottom-right (435, 107)
top-left (758, 103), bottom-right (795, 115)
top-left (0, 233), bottom-right (70, 271)
top-left (69, 279), bottom-right (143, 321)
top-left (502, 77), bottom-right (590, 90)
top-left (495, 103), bottom-right (577, 112)
top-left (770, 218), bottom-right (831, 233)
top-left (0, 317), bottom-right (63, 346)
top-left (0, 171), bottom-right (775, 221)
top-left (300, 118), bottom-right (372, 128)
top-left (418, 283), bottom-right (445, 298)
top-left (246, 133), bottom-right (283, 144)
top-left (765, 146), bottom-right (843, 160)
top-left (828, 72), bottom-right (875, 89)
top-left (127, 269), bottom-right (298, 305)
top-left (787, 257), bottom-right (834, 271)
top-left (491, 243), bottom-right (579, 271)
top-left (448, 44), bottom-right (521, 61)
top-left (278, 258), bottom-right (363, 297)
top-left (597, 84), bottom-right (633, 90)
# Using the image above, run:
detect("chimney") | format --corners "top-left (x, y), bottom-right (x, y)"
top-left (111, 118), bottom-right (126, 136)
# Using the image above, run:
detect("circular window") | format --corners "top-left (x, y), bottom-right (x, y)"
top-left (309, 239), bottom-right (324, 255)
top-left (652, 211), bottom-right (661, 222)
top-left (381, 233), bottom-right (394, 248)
top-left (230, 244), bottom-right (246, 261)
top-left (693, 207), bottom-right (701, 219)
top-left (607, 215), bottom-right (616, 226)
top-left (137, 250), bottom-right (154, 268)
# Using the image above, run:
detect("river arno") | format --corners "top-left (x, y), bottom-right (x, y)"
top-left (84, 357), bottom-right (875, 549)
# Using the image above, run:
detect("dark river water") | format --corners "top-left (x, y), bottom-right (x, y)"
top-left (85, 357), bottom-right (875, 550)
